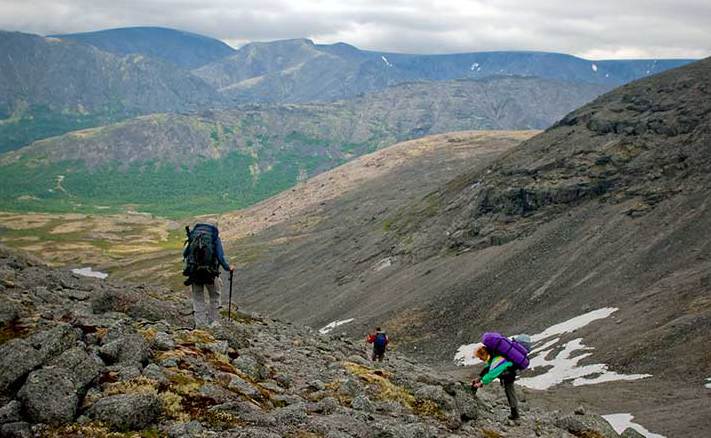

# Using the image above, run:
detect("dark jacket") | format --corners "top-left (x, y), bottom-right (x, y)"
top-left (183, 223), bottom-right (230, 271)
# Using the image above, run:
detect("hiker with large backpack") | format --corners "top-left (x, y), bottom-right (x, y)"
top-left (471, 334), bottom-right (531, 421)
top-left (182, 222), bottom-right (234, 327)
top-left (366, 327), bottom-right (389, 362)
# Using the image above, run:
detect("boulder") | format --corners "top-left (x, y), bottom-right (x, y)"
top-left (351, 394), bottom-right (374, 412)
top-left (17, 368), bottom-right (78, 425)
top-left (0, 339), bottom-right (43, 393)
top-left (0, 421), bottom-right (32, 438)
top-left (273, 402), bottom-right (308, 425)
top-left (87, 393), bottom-right (161, 431)
top-left (0, 400), bottom-right (21, 424)
top-left (28, 324), bottom-right (80, 361)
top-left (99, 334), bottom-right (150, 366)
top-left (555, 414), bottom-right (621, 438)
top-left (49, 347), bottom-right (103, 390)
top-left (210, 401), bottom-right (276, 427)
top-left (620, 428), bottom-right (646, 438)
top-left (414, 384), bottom-right (456, 412)
top-left (166, 420), bottom-right (205, 437)
top-left (153, 331), bottom-right (175, 350)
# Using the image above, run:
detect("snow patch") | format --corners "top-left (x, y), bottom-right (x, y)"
top-left (72, 267), bottom-right (108, 279)
top-left (705, 377), bottom-right (711, 389)
top-left (530, 307), bottom-right (617, 342)
top-left (518, 338), bottom-right (651, 390)
top-left (591, 63), bottom-right (598, 72)
top-left (454, 342), bottom-right (483, 366)
top-left (319, 318), bottom-right (354, 334)
top-left (373, 257), bottom-right (394, 272)
top-left (470, 62), bottom-right (481, 72)
top-left (518, 308), bottom-right (651, 389)
top-left (454, 307), bottom-right (651, 388)
top-left (602, 413), bottom-right (666, 438)
top-left (381, 56), bottom-right (393, 67)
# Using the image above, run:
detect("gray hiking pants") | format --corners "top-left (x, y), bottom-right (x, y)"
top-left (192, 281), bottom-right (219, 327)
top-left (503, 380), bottom-right (518, 414)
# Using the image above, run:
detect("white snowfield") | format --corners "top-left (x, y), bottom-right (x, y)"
top-left (454, 307), bottom-right (652, 389)
top-left (602, 413), bottom-right (666, 438)
top-left (454, 342), bottom-right (483, 366)
top-left (319, 318), bottom-right (355, 334)
top-left (71, 267), bottom-right (108, 279)
top-left (705, 377), bottom-right (711, 389)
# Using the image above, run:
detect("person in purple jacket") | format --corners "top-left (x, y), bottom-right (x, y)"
top-left (472, 344), bottom-right (520, 420)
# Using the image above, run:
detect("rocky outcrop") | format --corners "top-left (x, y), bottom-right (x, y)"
top-left (0, 244), bottom-right (620, 436)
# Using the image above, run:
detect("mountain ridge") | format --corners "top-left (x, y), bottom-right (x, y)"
top-left (51, 26), bottom-right (237, 69)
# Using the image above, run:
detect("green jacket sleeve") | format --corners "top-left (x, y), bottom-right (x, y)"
top-left (481, 357), bottom-right (513, 385)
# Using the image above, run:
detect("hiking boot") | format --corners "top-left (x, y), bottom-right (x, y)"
top-left (508, 408), bottom-right (520, 421)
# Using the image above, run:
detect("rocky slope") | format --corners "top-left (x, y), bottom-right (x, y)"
top-left (51, 27), bottom-right (237, 69)
top-left (194, 38), bottom-right (692, 103)
top-left (214, 59), bottom-right (711, 435)
top-left (0, 77), bottom-right (600, 217)
top-left (0, 245), bottom-right (636, 437)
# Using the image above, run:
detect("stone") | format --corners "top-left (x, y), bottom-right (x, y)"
top-left (350, 394), bottom-right (374, 412)
top-left (575, 405), bottom-right (586, 415)
top-left (0, 421), bottom-right (32, 438)
top-left (620, 427), bottom-right (646, 438)
top-left (197, 340), bottom-right (229, 355)
top-left (99, 334), bottom-right (150, 366)
top-left (555, 414), bottom-right (621, 438)
top-left (232, 355), bottom-right (266, 381)
top-left (87, 393), bottom-right (161, 431)
top-left (210, 401), bottom-right (276, 426)
top-left (414, 384), bottom-right (456, 412)
top-left (105, 364), bottom-right (143, 381)
top-left (454, 387), bottom-right (479, 422)
top-left (153, 331), bottom-right (175, 350)
top-left (0, 400), bottom-right (21, 424)
top-left (227, 375), bottom-right (260, 399)
top-left (166, 420), bottom-right (205, 437)
top-left (142, 363), bottom-right (168, 385)
top-left (17, 368), bottom-right (78, 425)
top-left (0, 339), bottom-right (43, 392)
top-left (273, 402), bottom-right (308, 425)
top-left (28, 324), bottom-right (80, 362)
top-left (49, 347), bottom-right (103, 390)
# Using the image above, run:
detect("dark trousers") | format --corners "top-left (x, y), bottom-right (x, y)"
top-left (503, 379), bottom-right (518, 413)
top-left (372, 346), bottom-right (385, 361)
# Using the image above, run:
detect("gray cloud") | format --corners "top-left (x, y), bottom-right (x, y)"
top-left (0, 0), bottom-right (708, 59)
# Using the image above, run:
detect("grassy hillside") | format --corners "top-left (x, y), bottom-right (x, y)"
top-left (0, 77), bottom-right (603, 218)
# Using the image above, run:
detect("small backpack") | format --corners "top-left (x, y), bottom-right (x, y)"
top-left (183, 225), bottom-right (218, 281)
top-left (374, 333), bottom-right (388, 349)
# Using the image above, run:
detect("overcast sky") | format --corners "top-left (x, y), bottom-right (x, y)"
top-left (1, 0), bottom-right (709, 59)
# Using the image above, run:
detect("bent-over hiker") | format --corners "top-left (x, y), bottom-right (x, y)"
top-left (472, 344), bottom-right (520, 420)
top-left (183, 222), bottom-right (234, 327)
top-left (366, 327), bottom-right (389, 362)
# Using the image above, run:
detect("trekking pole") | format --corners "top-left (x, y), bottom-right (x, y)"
top-left (228, 270), bottom-right (234, 321)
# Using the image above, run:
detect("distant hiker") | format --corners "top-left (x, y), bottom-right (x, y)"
top-left (471, 344), bottom-right (520, 420)
top-left (366, 327), bottom-right (389, 362)
top-left (183, 222), bottom-right (234, 327)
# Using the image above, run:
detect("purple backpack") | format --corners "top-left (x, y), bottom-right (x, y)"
top-left (482, 332), bottom-right (530, 370)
